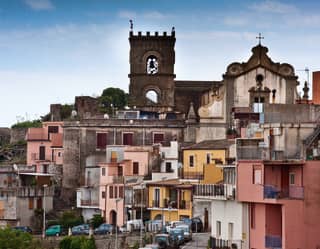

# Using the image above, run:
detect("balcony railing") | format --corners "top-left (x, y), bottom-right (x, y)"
top-left (237, 146), bottom-right (301, 160)
top-left (209, 237), bottom-right (243, 249)
top-left (17, 186), bottom-right (54, 197)
top-left (30, 153), bottom-right (54, 161)
top-left (152, 200), bottom-right (160, 208)
top-left (183, 172), bottom-right (204, 180)
top-left (179, 200), bottom-right (191, 210)
top-left (265, 235), bottom-right (282, 248)
top-left (193, 184), bottom-right (235, 200)
top-left (80, 199), bottom-right (99, 207)
top-left (264, 185), bottom-right (304, 199)
top-left (112, 176), bottom-right (124, 183)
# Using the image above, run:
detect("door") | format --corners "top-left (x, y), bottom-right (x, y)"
top-left (204, 208), bottom-right (209, 231)
top-left (281, 166), bottom-right (289, 197)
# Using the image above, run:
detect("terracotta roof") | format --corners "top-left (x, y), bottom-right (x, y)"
top-left (182, 139), bottom-right (234, 150)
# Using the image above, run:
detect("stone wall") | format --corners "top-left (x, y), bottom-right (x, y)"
top-left (0, 128), bottom-right (10, 145)
top-left (10, 127), bottom-right (27, 143)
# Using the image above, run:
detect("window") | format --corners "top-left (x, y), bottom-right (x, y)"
top-left (228, 223), bottom-right (234, 240)
top-left (39, 146), bottom-right (46, 160)
top-left (123, 133), bottom-right (133, 146)
top-left (28, 198), bottom-right (34, 210)
top-left (253, 165), bottom-right (262, 184)
top-left (146, 55), bottom-right (158, 75)
top-left (119, 186), bottom-right (124, 198)
top-left (153, 133), bottom-right (164, 144)
top-left (102, 167), bottom-right (106, 176)
top-left (109, 186), bottom-right (114, 199)
top-left (216, 221), bottom-right (221, 238)
top-left (206, 153), bottom-right (211, 164)
top-left (48, 126), bottom-right (59, 133)
top-left (102, 191), bottom-right (106, 199)
top-left (97, 133), bottom-right (107, 149)
top-left (289, 172), bottom-right (295, 185)
top-left (115, 186), bottom-right (118, 198)
top-left (189, 155), bottom-right (194, 167)
top-left (118, 166), bottom-right (123, 176)
top-left (251, 204), bottom-right (255, 229)
top-left (154, 188), bottom-right (160, 207)
top-left (58, 152), bottom-right (62, 157)
top-left (42, 164), bottom-right (49, 174)
top-left (165, 162), bottom-right (172, 172)
top-left (133, 162), bottom-right (139, 175)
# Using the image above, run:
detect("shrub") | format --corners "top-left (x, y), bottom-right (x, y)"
top-left (90, 214), bottom-right (103, 228)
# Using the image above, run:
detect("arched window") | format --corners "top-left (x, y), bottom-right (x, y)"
top-left (145, 90), bottom-right (158, 103)
top-left (146, 56), bottom-right (158, 75)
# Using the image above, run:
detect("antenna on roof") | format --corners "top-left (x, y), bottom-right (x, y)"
top-left (297, 67), bottom-right (310, 86)
top-left (129, 20), bottom-right (133, 31)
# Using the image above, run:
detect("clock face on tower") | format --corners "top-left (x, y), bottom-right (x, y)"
top-left (147, 56), bottom-right (158, 75)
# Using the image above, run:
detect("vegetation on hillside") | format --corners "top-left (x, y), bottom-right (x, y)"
top-left (11, 119), bottom-right (42, 129)
top-left (59, 236), bottom-right (96, 249)
top-left (0, 228), bottom-right (42, 249)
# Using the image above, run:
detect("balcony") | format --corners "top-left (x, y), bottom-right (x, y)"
top-left (152, 200), bottom-right (160, 208)
top-left (80, 199), bottom-right (99, 207)
top-left (183, 172), bottom-right (204, 180)
top-left (112, 176), bottom-right (124, 183)
top-left (30, 153), bottom-right (54, 162)
top-left (179, 200), bottom-right (191, 210)
top-left (265, 235), bottom-right (282, 248)
top-left (193, 184), bottom-right (235, 200)
top-left (17, 186), bottom-right (54, 197)
top-left (264, 185), bottom-right (304, 199)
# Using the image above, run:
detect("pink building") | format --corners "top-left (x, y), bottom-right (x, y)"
top-left (99, 146), bottom-right (149, 227)
top-left (237, 158), bottom-right (320, 249)
top-left (26, 122), bottom-right (63, 172)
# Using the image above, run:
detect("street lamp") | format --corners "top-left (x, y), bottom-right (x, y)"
top-left (42, 184), bottom-right (48, 239)
top-left (140, 183), bottom-right (146, 247)
top-left (115, 198), bottom-right (123, 249)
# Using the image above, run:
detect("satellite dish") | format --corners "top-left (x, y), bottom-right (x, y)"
top-left (103, 113), bottom-right (109, 119)
top-left (13, 164), bottom-right (18, 171)
top-left (71, 110), bottom-right (77, 117)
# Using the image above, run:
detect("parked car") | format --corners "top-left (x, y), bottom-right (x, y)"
top-left (191, 217), bottom-right (203, 233)
top-left (45, 225), bottom-right (65, 236)
top-left (146, 220), bottom-right (163, 233)
top-left (154, 233), bottom-right (179, 249)
top-left (126, 219), bottom-right (145, 232)
top-left (71, 224), bottom-right (90, 235)
top-left (175, 224), bottom-right (192, 241)
top-left (94, 223), bottom-right (113, 235)
top-left (166, 220), bottom-right (184, 233)
top-left (13, 226), bottom-right (32, 234)
top-left (119, 225), bottom-right (128, 233)
top-left (169, 228), bottom-right (185, 245)
top-left (145, 244), bottom-right (159, 249)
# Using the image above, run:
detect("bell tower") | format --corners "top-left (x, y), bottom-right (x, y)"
top-left (128, 29), bottom-right (176, 112)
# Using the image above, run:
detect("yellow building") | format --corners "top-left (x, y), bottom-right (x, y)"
top-left (147, 179), bottom-right (193, 222)
top-left (182, 140), bottom-right (233, 184)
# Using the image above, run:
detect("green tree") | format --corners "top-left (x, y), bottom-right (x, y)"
top-left (98, 87), bottom-right (128, 114)
top-left (60, 210), bottom-right (83, 229)
top-left (90, 214), bottom-right (103, 229)
top-left (0, 228), bottom-right (42, 249)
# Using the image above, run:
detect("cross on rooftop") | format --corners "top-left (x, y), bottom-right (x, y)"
top-left (256, 33), bottom-right (264, 45)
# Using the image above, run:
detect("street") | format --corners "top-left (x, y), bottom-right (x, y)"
top-left (181, 233), bottom-right (210, 249)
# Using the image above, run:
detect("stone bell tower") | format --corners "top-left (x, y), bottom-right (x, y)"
top-left (128, 29), bottom-right (176, 112)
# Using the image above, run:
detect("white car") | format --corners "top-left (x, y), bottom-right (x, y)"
top-left (165, 220), bottom-right (184, 233)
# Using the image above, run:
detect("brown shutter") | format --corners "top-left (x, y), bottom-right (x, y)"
top-left (109, 186), bottom-right (113, 198)
top-left (97, 133), bottom-right (107, 149)
top-left (133, 162), bottom-right (139, 175)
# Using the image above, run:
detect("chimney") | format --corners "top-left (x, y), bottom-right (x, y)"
top-left (313, 71), bottom-right (320, 104)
